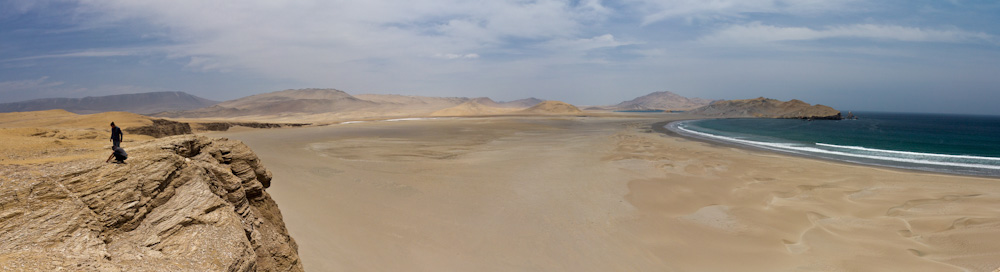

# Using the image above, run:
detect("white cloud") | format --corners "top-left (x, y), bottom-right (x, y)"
top-left (699, 22), bottom-right (999, 45)
top-left (5, 0), bottom-right (1000, 114)
top-left (0, 76), bottom-right (64, 93)
top-left (2, 49), bottom-right (143, 62)
top-left (629, 0), bottom-right (863, 25)
top-left (59, 0), bottom-right (615, 88)
top-left (433, 53), bottom-right (480, 60)
top-left (0, 76), bottom-right (75, 102)
top-left (0, 0), bottom-right (60, 17)
top-left (545, 34), bottom-right (632, 52)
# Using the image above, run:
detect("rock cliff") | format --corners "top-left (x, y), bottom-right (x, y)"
top-left (690, 97), bottom-right (842, 119)
top-left (0, 136), bottom-right (303, 271)
top-left (124, 119), bottom-right (193, 138)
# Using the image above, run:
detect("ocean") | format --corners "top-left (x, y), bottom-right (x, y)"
top-left (668, 112), bottom-right (1000, 177)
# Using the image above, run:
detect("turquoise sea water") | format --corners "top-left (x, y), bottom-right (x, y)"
top-left (668, 112), bottom-right (1000, 177)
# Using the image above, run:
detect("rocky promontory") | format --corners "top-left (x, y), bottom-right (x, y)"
top-left (0, 136), bottom-right (303, 271)
top-left (689, 97), bottom-right (842, 119)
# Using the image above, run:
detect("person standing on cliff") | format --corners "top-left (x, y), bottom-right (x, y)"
top-left (110, 122), bottom-right (123, 147)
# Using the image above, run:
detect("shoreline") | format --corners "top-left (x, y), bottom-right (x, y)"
top-left (654, 119), bottom-right (1000, 180)
top-left (210, 115), bottom-right (1000, 271)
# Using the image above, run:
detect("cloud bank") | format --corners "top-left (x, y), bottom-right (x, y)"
top-left (2, 0), bottom-right (999, 114)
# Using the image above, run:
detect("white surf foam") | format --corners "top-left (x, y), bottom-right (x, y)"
top-left (671, 122), bottom-right (1000, 171)
top-left (815, 143), bottom-right (1000, 162)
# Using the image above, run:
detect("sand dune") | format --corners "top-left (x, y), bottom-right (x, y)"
top-left (519, 100), bottom-right (582, 114)
top-left (209, 116), bottom-right (1000, 271)
top-left (430, 101), bottom-right (521, 116)
top-left (0, 110), bottom-right (156, 164)
top-left (0, 109), bottom-right (154, 129)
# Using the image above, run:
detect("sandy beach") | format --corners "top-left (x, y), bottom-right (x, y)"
top-left (210, 115), bottom-right (1000, 271)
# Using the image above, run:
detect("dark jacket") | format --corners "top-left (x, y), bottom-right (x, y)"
top-left (112, 146), bottom-right (128, 161)
top-left (111, 126), bottom-right (123, 142)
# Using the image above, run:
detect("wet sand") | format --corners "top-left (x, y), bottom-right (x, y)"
top-left (213, 115), bottom-right (1000, 271)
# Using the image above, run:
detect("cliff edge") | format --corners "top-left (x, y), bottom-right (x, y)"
top-left (0, 135), bottom-right (303, 271)
top-left (689, 97), bottom-right (842, 119)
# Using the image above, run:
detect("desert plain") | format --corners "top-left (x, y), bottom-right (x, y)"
top-left (207, 114), bottom-right (1000, 271)
top-left (3, 110), bottom-right (1000, 271)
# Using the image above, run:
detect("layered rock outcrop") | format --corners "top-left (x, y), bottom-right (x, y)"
top-left (0, 136), bottom-right (302, 271)
top-left (195, 122), bottom-right (310, 132)
top-left (690, 97), bottom-right (842, 119)
top-left (125, 119), bottom-right (193, 138)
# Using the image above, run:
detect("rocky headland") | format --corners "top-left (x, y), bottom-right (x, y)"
top-left (689, 97), bottom-right (842, 119)
top-left (0, 135), bottom-right (303, 271)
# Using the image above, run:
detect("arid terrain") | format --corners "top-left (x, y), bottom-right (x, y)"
top-left (212, 115), bottom-right (1000, 271)
top-left (3, 91), bottom-right (999, 271)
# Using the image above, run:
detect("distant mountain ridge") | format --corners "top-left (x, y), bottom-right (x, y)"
top-left (157, 88), bottom-right (378, 118)
top-left (160, 89), bottom-right (552, 119)
top-left (498, 98), bottom-right (545, 108)
top-left (0, 91), bottom-right (218, 114)
top-left (690, 97), bottom-right (842, 119)
top-left (520, 101), bottom-right (582, 114)
top-left (612, 91), bottom-right (714, 111)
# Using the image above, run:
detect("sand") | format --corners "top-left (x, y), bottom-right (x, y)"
top-left (0, 110), bottom-right (155, 164)
top-left (207, 115), bottom-right (1000, 271)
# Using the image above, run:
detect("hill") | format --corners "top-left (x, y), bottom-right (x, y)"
top-left (353, 94), bottom-right (473, 107)
top-left (0, 109), bottom-right (150, 129)
top-left (498, 98), bottom-right (545, 108)
top-left (689, 97), bottom-right (842, 119)
top-left (157, 88), bottom-right (377, 118)
top-left (429, 101), bottom-right (520, 116)
top-left (519, 101), bottom-right (583, 115)
top-left (612, 91), bottom-right (713, 111)
top-left (0, 91), bottom-right (218, 114)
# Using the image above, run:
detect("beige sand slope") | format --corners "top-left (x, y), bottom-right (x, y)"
top-left (0, 109), bottom-right (154, 129)
top-left (0, 110), bottom-right (156, 164)
top-left (429, 101), bottom-right (521, 116)
top-left (211, 116), bottom-right (1000, 271)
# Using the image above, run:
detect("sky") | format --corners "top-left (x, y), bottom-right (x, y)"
top-left (1, 0), bottom-right (999, 115)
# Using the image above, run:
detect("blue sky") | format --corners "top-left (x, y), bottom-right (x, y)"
top-left (2, 0), bottom-right (999, 114)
